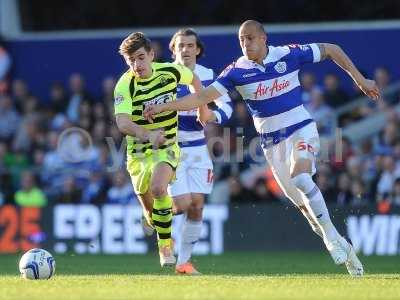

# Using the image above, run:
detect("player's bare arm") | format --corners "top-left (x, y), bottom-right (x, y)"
top-left (189, 73), bottom-right (216, 126)
top-left (144, 85), bottom-right (222, 122)
top-left (115, 113), bottom-right (166, 147)
top-left (317, 43), bottom-right (380, 100)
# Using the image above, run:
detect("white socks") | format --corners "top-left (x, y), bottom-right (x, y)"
top-left (291, 173), bottom-right (340, 243)
top-left (177, 218), bottom-right (202, 265)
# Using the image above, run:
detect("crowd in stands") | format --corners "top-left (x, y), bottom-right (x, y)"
top-left (0, 36), bottom-right (400, 209)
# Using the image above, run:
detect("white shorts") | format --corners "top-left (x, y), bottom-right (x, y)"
top-left (263, 122), bottom-right (320, 207)
top-left (168, 144), bottom-right (214, 197)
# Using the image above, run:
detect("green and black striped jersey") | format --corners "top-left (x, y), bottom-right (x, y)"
top-left (114, 62), bottom-right (193, 156)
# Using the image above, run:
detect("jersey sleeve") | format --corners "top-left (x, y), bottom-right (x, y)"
top-left (213, 93), bottom-right (233, 125)
top-left (172, 63), bottom-right (194, 85)
top-left (114, 74), bottom-right (133, 115)
top-left (287, 43), bottom-right (321, 65)
top-left (208, 69), bottom-right (233, 125)
top-left (211, 63), bottom-right (236, 96)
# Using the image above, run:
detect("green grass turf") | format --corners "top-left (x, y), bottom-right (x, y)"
top-left (1, 252), bottom-right (399, 300)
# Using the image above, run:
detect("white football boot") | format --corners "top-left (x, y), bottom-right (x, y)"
top-left (159, 240), bottom-right (176, 267)
top-left (341, 238), bottom-right (364, 277)
top-left (325, 239), bottom-right (348, 265)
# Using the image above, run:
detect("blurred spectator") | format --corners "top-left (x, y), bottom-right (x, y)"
top-left (55, 176), bottom-right (82, 203)
top-left (228, 101), bottom-right (257, 146)
top-left (316, 172), bottom-right (335, 202)
top-left (252, 177), bottom-right (280, 202)
top-left (93, 102), bottom-right (107, 122)
top-left (14, 171), bottom-right (47, 207)
top-left (377, 155), bottom-right (400, 197)
top-left (12, 79), bottom-right (30, 113)
top-left (81, 172), bottom-right (107, 204)
top-left (12, 115), bottom-right (44, 154)
top-left (106, 170), bottom-right (137, 204)
top-left (374, 67), bottom-right (391, 91)
top-left (334, 173), bottom-right (352, 206)
top-left (374, 121), bottom-right (399, 155)
top-left (48, 82), bottom-right (68, 114)
top-left (102, 76), bottom-right (116, 116)
top-left (0, 142), bottom-right (13, 203)
top-left (228, 176), bottom-right (256, 203)
top-left (323, 73), bottom-right (349, 108)
top-left (92, 120), bottom-right (107, 146)
top-left (151, 40), bottom-right (166, 62)
top-left (0, 95), bottom-right (20, 142)
top-left (305, 88), bottom-right (334, 136)
top-left (391, 178), bottom-right (400, 206)
top-left (42, 130), bottom-right (65, 191)
top-left (66, 73), bottom-right (92, 123)
top-left (359, 139), bottom-right (378, 183)
top-left (349, 179), bottom-right (368, 207)
top-left (346, 156), bottom-right (363, 180)
top-left (300, 72), bottom-right (318, 105)
top-left (0, 36), bottom-right (11, 94)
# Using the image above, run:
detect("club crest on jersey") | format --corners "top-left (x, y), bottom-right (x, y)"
top-left (274, 61), bottom-right (287, 74)
top-left (159, 76), bottom-right (167, 86)
top-left (114, 94), bottom-right (124, 105)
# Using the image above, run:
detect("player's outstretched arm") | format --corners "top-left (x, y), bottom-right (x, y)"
top-left (317, 43), bottom-right (380, 100)
top-left (115, 113), bottom-right (165, 146)
top-left (143, 85), bottom-right (222, 122)
top-left (189, 74), bottom-right (217, 125)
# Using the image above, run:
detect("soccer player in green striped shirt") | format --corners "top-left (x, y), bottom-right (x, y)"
top-left (114, 32), bottom-right (202, 267)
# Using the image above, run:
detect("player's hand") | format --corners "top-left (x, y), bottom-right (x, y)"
top-left (197, 105), bottom-right (215, 127)
top-left (357, 78), bottom-right (381, 101)
top-left (146, 129), bottom-right (166, 149)
top-left (143, 105), bottom-right (163, 123)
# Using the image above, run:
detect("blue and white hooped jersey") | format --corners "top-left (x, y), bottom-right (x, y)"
top-left (211, 44), bottom-right (321, 147)
top-left (177, 63), bottom-right (233, 147)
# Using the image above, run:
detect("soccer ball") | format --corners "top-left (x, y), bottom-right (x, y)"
top-left (19, 248), bottom-right (56, 280)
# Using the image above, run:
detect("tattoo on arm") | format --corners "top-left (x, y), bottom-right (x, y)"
top-left (317, 43), bottom-right (328, 61)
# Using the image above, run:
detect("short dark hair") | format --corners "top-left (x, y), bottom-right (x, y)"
top-left (169, 28), bottom-right (204, 59)
top-left (119, 32), bottom-right (152, 56)
top-left (240, 20), bottom-right (266, 35)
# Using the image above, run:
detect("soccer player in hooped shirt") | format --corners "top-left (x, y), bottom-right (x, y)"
top-left (145, 20), bottom-right (381, 276)
top-left (114, 32), bottom-right (202, 267)
top-left (169, 29), bottom-right (232, 275)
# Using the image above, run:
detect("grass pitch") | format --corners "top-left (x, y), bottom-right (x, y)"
top-left (1, 252), bottom-right (399, 300)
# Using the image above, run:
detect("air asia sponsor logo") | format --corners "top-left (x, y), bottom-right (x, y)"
top-left (254, 79), bottom-right (290, 99)
top-left (143, 92), bottom-right (173, 109)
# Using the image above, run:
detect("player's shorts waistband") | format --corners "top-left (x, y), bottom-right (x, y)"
top-left (260, 119), bottom-right (313, 149)
top-left (178, 138), bottom-right (206, 148)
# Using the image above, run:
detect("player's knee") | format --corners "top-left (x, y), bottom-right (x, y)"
top-left (174, 199), bottom-right (191, 215)
top-left (187, 202), bottom-right (203, 221)
top-left (291, 159), bottom-right (312, 177)
top-left (291, 173), bottom-right (315, 195)
top-left (151, 184), bottom-right (167, 198)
